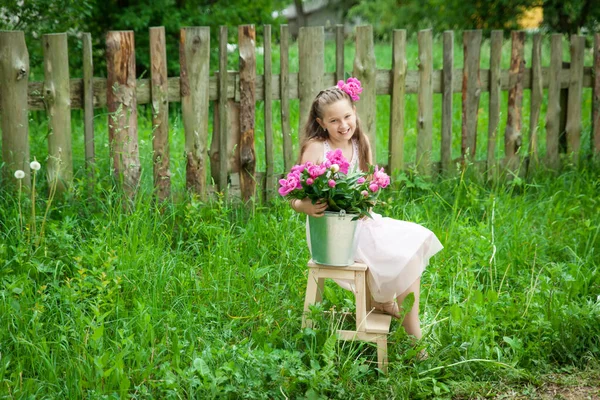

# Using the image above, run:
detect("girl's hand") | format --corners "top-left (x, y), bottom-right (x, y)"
top-left (292, 198), bottom-right (328, 217)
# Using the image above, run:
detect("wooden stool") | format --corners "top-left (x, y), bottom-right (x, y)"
top-left (302, 260), bottom-right (392, 373)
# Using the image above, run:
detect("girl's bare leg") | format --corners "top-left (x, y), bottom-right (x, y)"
top-left (396, 277), bottom-right (422, 340)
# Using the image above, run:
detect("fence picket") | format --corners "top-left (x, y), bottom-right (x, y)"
top-left (149, 27), bottom-right (170, 200)
top-left (180, 27), bottom-right (210, 198)
top-left (216, 26), bottom-right (229, 192)
top-left (0, 31), bottom-right (30, 187)
top-left (528, 33), bottom-right (543, 172)
top-left (441, 30), bottom-right (453, 173)
top-left (336, 24), bottom-right (345, 83)
top-left (280, 25), bottom-right (293, 171)
top-left (462, 30), bottom-right (482, 161)
top-left (354, 25), bottom-right (377, 162)
top-left (42, 33), bottom-right (73, 193)
top-left (388, 29), bottom-right (406, 175)
top-left (417, 29), bottom-right (433, 175)
top-left (594, 33), bottom-right (600, 155)
top-left (82, 32), bottom-right (95, 180)
top-left (298, 27), bottom-right (324, 140)
top-left (238, 25), bottom-right (257, 201)
top-left (545, 34), bottom-right (562, 171)
top-left (264, 25), bottom-right (274, 201)
top-left (106, 31), bottom-right (140, 197)
top-left (487, 30), bottom-right (503, 180)
top-left (566, 35), bottom-right (585, 161)
top-left (505, 31), bottom-right (525, 172)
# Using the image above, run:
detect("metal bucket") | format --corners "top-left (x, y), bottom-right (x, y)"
top-left (308, 210), bottom-right (359, 266)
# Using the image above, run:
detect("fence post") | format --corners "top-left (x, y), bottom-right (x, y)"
top-left (354, 25), bottom-right (377, 162)
top-left (566, 35), bottom-right (585, 162)
top-left (389, 29), bottom-right (406, 175)
top-left (417, 29), bottom-right (433, 175)
top-left (150, 26), bottom-right (171, 201)
top-left (461, 30), bottom-right (482, 162)
top-left (298, 26), bottom-right (324, 140)
top-left (336, 24), bottom-right (345, 83)
top-left (264, 25), bottom-right (275, 201)
top-left (441, 30), bottom-right (453, 174)
top-left (180, 27), bottom-right (210, 198)
top-left (216, 26), bottom-right (230, 193)
top-left (546, 34), bottom-right (562, 171)
top-left (106, 30), bottom-right (140, 198)
top-left (42, 33), bottom-right (73, 194)
top-left (488, 30), bottom-right (503, 181)
top-left (280, 25), bottom-right (293, 172)
top-left (504, 31), bottom-right (525, 173)
top-left (238, 25), bottom-right (257, 202)
top-left (594, 33), bottom-right (600, 155)
top-left (0, 31), bottom-right (30, 187)
top-left (527, 32), bottom-right (543, 174)
top-left (82, 33), bottom-right (95, 184)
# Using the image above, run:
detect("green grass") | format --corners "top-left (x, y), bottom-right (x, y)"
top-left (1, 129), bottom-right (599, 397)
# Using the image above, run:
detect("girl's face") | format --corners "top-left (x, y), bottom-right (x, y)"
top-left (317, 99), bottom-right (356, 144)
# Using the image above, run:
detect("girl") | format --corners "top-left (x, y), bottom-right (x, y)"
top-left (290, 78), bottom-right (443, 341)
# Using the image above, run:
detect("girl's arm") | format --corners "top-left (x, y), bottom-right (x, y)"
top-left (291, 140), bottom-right (328, 217)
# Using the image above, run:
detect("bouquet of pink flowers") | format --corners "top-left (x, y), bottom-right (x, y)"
top-left (278, 149), bottom-right (390, 219)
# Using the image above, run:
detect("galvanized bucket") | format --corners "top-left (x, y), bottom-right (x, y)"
top-left (308, 210), bottom-right (359, 266)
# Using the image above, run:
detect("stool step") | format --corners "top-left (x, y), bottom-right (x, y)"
top-left (365, 313), bottom-right (392, 334)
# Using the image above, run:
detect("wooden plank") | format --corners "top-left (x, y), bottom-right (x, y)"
top-left (461, 30), bottom-right (482, 160)
top-left (150, 26), bottom-right (170, 201)
top-left (298, 26), bottom-right (324, 140)
top-left (441, 30), bottom-right (453, 173)
top-left (487, 30), bottom-right (502, 180)
top-left (354, 25), bottom-right (377, 161)
top-left (82, 32), bottom-right (95, 179)
top-left (16, 64), bottom-right (597, 111)
top-left (417, 29), bottom-right (433, 175)
top-left (566, 35), bottom-right (585, 161)
top-left (211, 100), bottom-right (240, 182)
top-left (528, 33), bottom-right (543, 172)
top-left (264, 25), bottom-right (274, 201)
top-left (106, 30), bottom-right (140, 197)
top-left (504, 31), bottom-right (525, 172)
top-left (388, 29), bottom-right (406, 175)
top-left (217, 26), bottom-right (229, 192)
top-left (545, 34), bottom-right (562, 171)
top-left (238, 25), bottom-right (257, 201)
top-left (42, 33), bottom-right (73, 193)
top-left (336, 24), bottom-right (345, 83)
top-left (280, 25), bottom-right (293, 172)
top-left (180, 27), bottom-right (210, 198)
top-left (594, 33), bottom-right (600, 155)
top-left (0, 31), bottom-right (30, 186)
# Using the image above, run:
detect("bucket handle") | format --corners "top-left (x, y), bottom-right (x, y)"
top-left (338, 209), bottom-right (346, 220)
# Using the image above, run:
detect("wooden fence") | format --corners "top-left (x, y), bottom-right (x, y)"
top-left (1, 25), bottom-right (599, 202)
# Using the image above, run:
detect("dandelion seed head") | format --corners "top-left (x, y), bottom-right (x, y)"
top-left (30, 161), bottom-right (41, 171)
top-left (14, 170), bottom-right (25, 179)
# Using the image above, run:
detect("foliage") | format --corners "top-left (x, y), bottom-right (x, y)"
top-left (347, 0), bottom-right (599, 37)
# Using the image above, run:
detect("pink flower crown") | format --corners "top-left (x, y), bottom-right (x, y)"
top-left (337, 77), bottom-right (363, 102)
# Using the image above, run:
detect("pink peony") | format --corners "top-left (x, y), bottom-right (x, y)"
top-left (357, 177), bottom-right (366, 184)
top-left (361, 190), bottom-right (369, 197)
top-left (278, 175), bottom-right (301, 196)
top-left (373, 166), bottom-right (390, 188)
top-left (307, 163), bottom-right (327, 179)
top-left (369, 183), bottom-right (379, 192)
top-left (306, 178), bottom-right (314, 185)
top-left (325, 149), bottom-right (350, 174)
top-left (328, 179), bottom-right (336, 188)
top-left (337, 77), bottom-right (363, 102)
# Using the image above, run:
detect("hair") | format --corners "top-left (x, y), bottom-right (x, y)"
top-left (298, 87), bottom-right (371, 172)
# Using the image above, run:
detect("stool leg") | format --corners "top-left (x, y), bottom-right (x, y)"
top-left (302, 268), bottom-right (320, 328)
top-left (354, 271), bottom-right (367, 332)
top-left (376, 336), bottom-right (388, 374)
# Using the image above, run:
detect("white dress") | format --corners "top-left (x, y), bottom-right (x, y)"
top-left (308, 139), bottom-right (443, 302)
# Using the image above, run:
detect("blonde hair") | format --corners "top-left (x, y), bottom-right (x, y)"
top-left (298, 87), bottom-right (370, 172)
